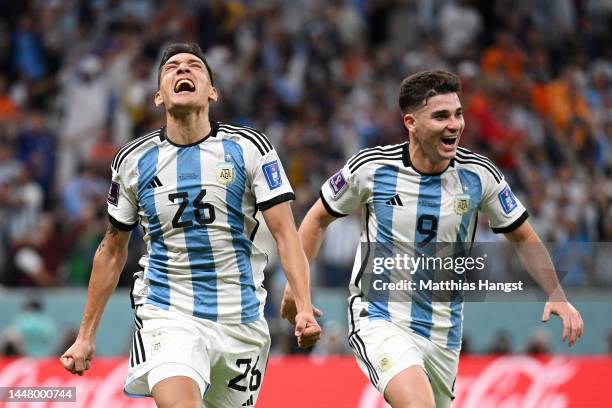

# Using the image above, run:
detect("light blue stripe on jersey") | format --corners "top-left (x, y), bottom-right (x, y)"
top-left (177, 146), bottom-right (217, 320)
top-left (447, 169), bottom-right (482, 348)
top-left (368, 165), bottom-right (399, 321)
top-left (138, 146), bottom-right (170, 309)
top-left (410, 175), bottom-right (441, 339)
top-left (222, 140), bottom-right (260, 323)
top-left (456, 169), bottom-right (481, 243)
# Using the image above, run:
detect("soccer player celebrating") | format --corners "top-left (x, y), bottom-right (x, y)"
top-left (282, 70), bottom-right (583, 407)
top-left (61, 43), bottom-right (321, 408)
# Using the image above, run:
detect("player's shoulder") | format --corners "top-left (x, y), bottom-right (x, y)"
top-left (453, 146), bottom-right (503, 184)
top-left (216, 121), bottom-right (274, 157)
top-left (345, 142), bottom-right (407, 176)
top-left (111, 128), bottom-right (164, 172)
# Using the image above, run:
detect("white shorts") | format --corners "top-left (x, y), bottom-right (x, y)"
top-left (349, 315), bottom-right (459, 408)
top-left (124, 304), bottom-right (270, 408)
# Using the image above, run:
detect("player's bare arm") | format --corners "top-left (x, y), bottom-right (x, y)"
top-left (280, 199), bottom-right (333, 323)
top-left (262, 201), bottom-right (321, 348)
top-left (505, 220), bottom-right (584, 347)
top-left (60, 224), bottom-right (131, 375)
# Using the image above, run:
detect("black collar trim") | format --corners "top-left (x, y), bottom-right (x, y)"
top-left (162, 121), bottom-right (219, 147)
top-left (403, 143), bottom-right (454, 176)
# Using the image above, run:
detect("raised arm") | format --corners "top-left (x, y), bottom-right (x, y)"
top-left (61, 224), bottom-right (131, 375)
top-left (505, 220), bottom-right (584, 347)
top-left (279, 199), bottom-right (336, 323)
top-left (299, 199), bottom-right (337, 262)
top-left (262, 201), bottom-right (321, 348)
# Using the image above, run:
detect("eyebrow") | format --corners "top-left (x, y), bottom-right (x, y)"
top-left (431, 109), bottom-right (450, 116)
top-left (165, 58), bottom-right (203, 66)
top-left (430, 107), bottom-right (462, 116)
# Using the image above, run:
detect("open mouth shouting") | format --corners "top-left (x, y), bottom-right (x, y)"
top-left (440, 136), bottom-right (459, 152)
top-left (174, 78), bottom-right (196, 94)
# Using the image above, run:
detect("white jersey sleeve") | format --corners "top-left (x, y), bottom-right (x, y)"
top-left (107, 164), bottom-right (139, 230)
top-left (479, 173), bottom-right (528, 233)
top-left (320, 164), bottom-right (363, 217)
top-left (251, 149), bottom-right (295, 211)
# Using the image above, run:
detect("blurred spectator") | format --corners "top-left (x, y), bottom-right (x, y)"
top-left (11, 15), bottom-right (48, 81)
top-left (438, 0), bottom-right (482, 60)
top-left (15, 110), bottom-right (56, 205)
top-left (9, 213), bottom-right (83, 287)
top-left (2, 298), bottom-right (58, 357)
top-left (5, 167), bottom-right (44, 242)
top-left (61, 163), bottom-right (107, 221)
top-left (0, 76), bottom-right (19, 121)
top-left (488, 329), bottom-right (513, 354)
top-left (57, 54), bottom-right (111, 189)
top-left (525, 330), bottom-right (551, 354)
top-left (0, 330), bottom-right (25, 356)
top-left (481, 30), bottom-right (527, 79)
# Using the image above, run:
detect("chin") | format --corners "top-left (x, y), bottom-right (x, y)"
top-left (167, 100), bottom-right (202, 114)
top-left (437, 148), bottom-right (457, 160)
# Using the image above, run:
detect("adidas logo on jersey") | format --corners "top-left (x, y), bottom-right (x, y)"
top-left (148, 176), bottom-right (163, 189)
top-left (242, 395), bottom-right (254, 406)
top-left (386, 194), bottom-right (403, 206)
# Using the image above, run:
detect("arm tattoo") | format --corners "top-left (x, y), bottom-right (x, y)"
top-left (108, 224), bottom-right (120, 237)
top-left (95, 224), bottom-right (121, 255)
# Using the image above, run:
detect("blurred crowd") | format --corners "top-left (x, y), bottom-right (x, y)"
top-left (0, 0), bottom-right (611, 294)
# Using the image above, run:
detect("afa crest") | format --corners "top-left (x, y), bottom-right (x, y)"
top-left (216, 162), bottom-right (235, 185)
top-left (454, 193), bottom-right (471, 215)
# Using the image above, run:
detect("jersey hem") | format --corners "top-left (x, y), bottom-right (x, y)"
top-left (491, 210), bottom-right (529, 234)
top-left (141, 299), bottom-right (262, 324)
top-left (257, 192), bottom-right (295, 211)
top-left (319, 190), bottom-right (348, 218)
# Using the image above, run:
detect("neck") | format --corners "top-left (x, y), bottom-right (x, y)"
top-left (408, 138), bottom-right (450, 174)
top-left (165, 108), bottom-right (211, 145)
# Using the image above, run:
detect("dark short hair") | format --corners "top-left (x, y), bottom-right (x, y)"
top-left (398, 70), bottom-right (461, 113)
top-left (157, 43), bottom-right (214, 86)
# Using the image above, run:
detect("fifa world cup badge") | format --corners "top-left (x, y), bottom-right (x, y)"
top-left (454, 193), bottom-right (471, 215)
top-left (216, 162), bottom-right (235, 185)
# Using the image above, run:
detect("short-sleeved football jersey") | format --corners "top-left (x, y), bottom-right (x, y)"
top-left (107, 122), bottom-right (294, 324)
top-left (320, 142), bottom-right (528, 349)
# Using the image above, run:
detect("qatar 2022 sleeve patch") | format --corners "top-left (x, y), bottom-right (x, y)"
top-left (328, 169), bottom-right (348, 199)
top-left (262, 160), bottom-right (282, 190)
top-left (498, 185), bottom-right (517, 214)
top-left (107, 181), bottom-right (120, 206)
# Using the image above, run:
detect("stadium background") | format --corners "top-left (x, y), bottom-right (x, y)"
top-left (0, 0), bottom-right (611, 406)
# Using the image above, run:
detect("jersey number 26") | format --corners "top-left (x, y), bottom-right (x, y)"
top-left (168, 189), bottom-right (216, 228)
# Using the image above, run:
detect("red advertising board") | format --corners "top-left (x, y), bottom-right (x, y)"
top-left (0, 356), bottom-right (610, 407)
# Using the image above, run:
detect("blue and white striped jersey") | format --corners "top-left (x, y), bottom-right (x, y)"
top-left (320, 142), bottom-right (528, 349)
top-left (107, 122), bottom-right (294, 323)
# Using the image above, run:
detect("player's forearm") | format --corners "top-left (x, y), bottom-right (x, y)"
top-left (298, 201), bottom-right (334, 263)
top-left (517, 240), bottom-right (567, 300)
top-left (298, 215), bottom-right (327, 264)
top-left (78, 240), bottom-right (128, 341)
top-left (276, 231), bottom-right (313, 314)
top-left (506, 224), bottom-right (567, 301)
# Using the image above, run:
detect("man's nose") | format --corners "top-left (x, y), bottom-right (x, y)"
top-left (177, 63), bottom-right (191, 73)
top-left (447, 116), bottom-right (462, 131)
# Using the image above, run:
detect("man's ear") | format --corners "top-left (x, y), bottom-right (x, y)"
top-left (154, 90), bottom-right (163, 107)
top-left (403, 113), bottom-right (416, 134)
top-left (208, 86), bottom-right (218, 102)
